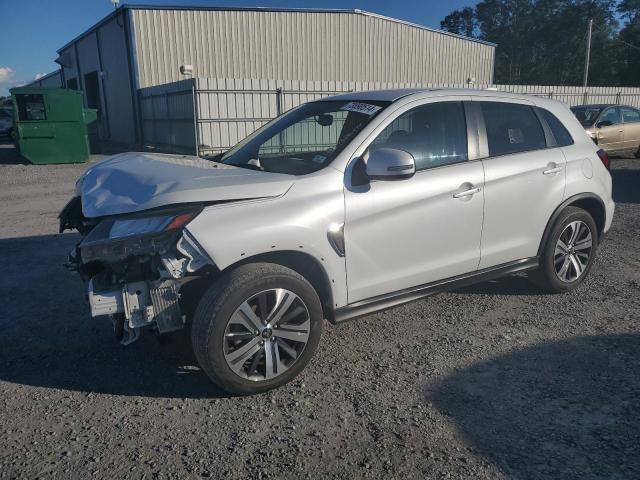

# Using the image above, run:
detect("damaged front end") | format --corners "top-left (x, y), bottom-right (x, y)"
top-left (60, 200), bottom-right (214, 345)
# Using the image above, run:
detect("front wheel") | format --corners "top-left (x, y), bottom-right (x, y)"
top-left (535, 206), bottom-right (598, 293)
top-left (191, 263), bottom-right (323, 395)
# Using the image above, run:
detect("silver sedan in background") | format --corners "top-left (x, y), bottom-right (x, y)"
top-left (572, 104), bottom-right (640, 157)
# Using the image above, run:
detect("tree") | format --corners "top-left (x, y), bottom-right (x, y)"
top-left (440, 0), bottom-right (621, 86)
top-left (441, 7), bottom-right (477, 38)
top-left (617, 0), bottom-right (640, 85)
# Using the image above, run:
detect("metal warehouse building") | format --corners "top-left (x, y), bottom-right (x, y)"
top-left (47, 5), bottom-right (496, 152)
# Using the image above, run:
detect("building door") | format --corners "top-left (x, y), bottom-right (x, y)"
top-left (83, 71), bottom-right (101, 152)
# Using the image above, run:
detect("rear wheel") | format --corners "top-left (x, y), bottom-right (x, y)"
top-left (191, 263), bottom-right (323, 395)
top-left (535, 207), bottom-right (598, 293)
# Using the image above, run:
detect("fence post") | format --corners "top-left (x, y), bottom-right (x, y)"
top-left (583, 91), bottom-right (589, 105)
top-left (276, 87), bottom-right (284, 152)
top-left (191, 81), bottom-right (200, 156)
top-left (137, 89), bottom-right (144, 149)
top-left (149, 92), bottom-right (156, 147)
top-left (616, 92), bottom-right (622, 105)
top-left (548, 92), bottom-right (554, 100)
top-left (275, 87), bottom-right (283, 116)
top-left (165, 92), bottom-right (173, 153)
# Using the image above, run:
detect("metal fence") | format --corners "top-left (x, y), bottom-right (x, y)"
top-left (139, 79), bottom-right (198, 154)
top-left (138, 78), bottom-right (640, 156)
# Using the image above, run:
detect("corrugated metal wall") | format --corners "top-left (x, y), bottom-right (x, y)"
top-left (129, 8), bottom-right (495, 89)
top-left (139, 79), bottom-right (197, 154)
top-left (58, 13), bottom-right (137, 146)
top-left (139, 77), bottom-right (640, 156)
top-left (140, 78), bottom-right (640, 154)
top-left (27, 71), bottom-right (62, 88)
top-left (496, 84), bottom-right (640, 108)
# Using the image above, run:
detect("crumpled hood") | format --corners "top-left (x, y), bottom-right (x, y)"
top-left (79, 152), bottom-right (294, 218)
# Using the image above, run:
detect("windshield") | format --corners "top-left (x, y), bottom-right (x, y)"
top-left (571, 107), bottom-right (603, 127)
top-left (218, 100), bottom-right (390, 175)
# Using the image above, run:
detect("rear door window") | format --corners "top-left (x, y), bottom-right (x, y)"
top-left (481, 102), bottom-right (546, 157)
top-left (539, 109), bottom-right (574, 147)
top-left (370, 101), bottom-right (468, 171)
top-left (621, 107), bottom-right (640, 123)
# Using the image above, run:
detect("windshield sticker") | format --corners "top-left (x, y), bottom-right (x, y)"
top-left (340, 102), bottom-right (382, 116)
top-left (312, 154), bottom-right (327, 163)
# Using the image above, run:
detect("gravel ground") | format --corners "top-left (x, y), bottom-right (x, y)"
top-left (1, 141), bottom-right (639, 479)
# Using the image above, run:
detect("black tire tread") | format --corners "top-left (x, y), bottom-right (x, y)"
top-left (191, 262), bottom-right (321, 395)
top-left (534, 206), bottom-right (598, 293)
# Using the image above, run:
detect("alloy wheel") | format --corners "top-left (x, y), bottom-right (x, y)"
top-left (554, 220), bottom-right (593, 283)
top-left (223, 288), bottom-right (311, 381)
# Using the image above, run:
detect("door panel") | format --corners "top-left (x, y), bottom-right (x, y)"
top-left (598, 125), bottom-right (624, 151)
top-left (476, 100), bottom-right (566, 268)
top-left (623, 123), bottom-right (640, 151)
top-left (479, 149), bottom-right (566, 268)
top-left (596, 107), bottom-right (624, 152)
top-left (621, 107), bottom-right (640, 151)
top-left (345, 161), bottom-right (484, 303)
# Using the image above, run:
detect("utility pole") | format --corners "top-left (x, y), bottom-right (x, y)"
top-left (583, 18), bottom-right (593, 87)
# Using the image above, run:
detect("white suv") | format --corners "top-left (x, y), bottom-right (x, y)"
top-left (60, 89), bottom-right (615, 394)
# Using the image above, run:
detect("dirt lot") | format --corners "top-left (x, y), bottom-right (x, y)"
top-left (1, 141), bottom-right (639, 479)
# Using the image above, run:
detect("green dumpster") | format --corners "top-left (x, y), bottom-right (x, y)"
top-left (10, 87), bottom-right (97, 164)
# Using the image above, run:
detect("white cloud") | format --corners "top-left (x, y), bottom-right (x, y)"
top-left (0, 67), bottom-right (15, 84)
top-left (34, 72), bottom-right (47, 80)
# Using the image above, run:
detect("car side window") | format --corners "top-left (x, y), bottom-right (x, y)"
top-left (621, 107), bottom-right (640, 123)
top-left (539, 108), bottom-right (574, 147)
top-left (481, 102), bottom-right (546, 157)
top-left (599, 108), bottom-right (620, 125)
top-left (370, 102), bottom-right (468, 171)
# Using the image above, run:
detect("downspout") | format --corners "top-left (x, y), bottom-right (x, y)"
top-left (122, 7), bottom-right (142, 146)
top-left (95, 29), bottom-right (111, 140)
top-left (73, 42), bottom-right (84, 96)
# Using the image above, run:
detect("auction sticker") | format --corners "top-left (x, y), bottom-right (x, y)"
top-left (340, 102), bottom-right (382, 116)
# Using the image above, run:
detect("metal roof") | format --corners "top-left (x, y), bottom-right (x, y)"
top-left (57, 4), bottom-right (497, 53)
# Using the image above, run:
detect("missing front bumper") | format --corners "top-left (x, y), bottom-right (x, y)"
top-left (88, 278), bottom-right (185, 345)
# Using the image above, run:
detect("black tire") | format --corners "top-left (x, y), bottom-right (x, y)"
top-left (535, 206), bottom-right (598, 293)
top-left (191, 262), bottom-right (323, 395)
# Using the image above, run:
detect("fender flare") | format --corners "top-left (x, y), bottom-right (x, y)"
top-left (537, 192), bottom-right (606, 256)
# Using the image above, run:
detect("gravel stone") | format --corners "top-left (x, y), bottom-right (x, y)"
top-left (1, 143), bottom-right (639, 479)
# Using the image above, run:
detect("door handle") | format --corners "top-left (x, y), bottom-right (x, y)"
top-left (542, 166), bottom-right (562, 175)
top-left (453, 187), bottom-right (481, 198)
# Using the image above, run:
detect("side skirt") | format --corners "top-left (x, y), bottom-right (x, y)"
top-left (332, 257), bottom-right (539, 323)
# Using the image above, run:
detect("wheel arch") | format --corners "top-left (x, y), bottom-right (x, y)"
top-left (224, 250), bottom-right (336, 322)
top-left (538, 193), bottom-right (606, 256)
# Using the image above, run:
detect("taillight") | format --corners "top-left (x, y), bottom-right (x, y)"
top-left (596, 149), bottom-right (610, 171)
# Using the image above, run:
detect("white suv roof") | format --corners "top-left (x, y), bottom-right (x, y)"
top-left (320, 88), bottom-right (541, 104)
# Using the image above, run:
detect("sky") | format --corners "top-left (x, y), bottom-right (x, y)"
top-left (0, 0), bottom-right (478, 96)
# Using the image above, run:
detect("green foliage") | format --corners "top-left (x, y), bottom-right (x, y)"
top-left (617, 0), bottom-right (640, 84)
top-left (440, 0), bottom-right (639, 86)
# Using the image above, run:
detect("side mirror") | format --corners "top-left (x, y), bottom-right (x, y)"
top-left (596, 120), bottom-right (613, 128)
top-left (316, 114), bottom-right (334, 127)
top-left (365, 148), bottom-right (416, 180)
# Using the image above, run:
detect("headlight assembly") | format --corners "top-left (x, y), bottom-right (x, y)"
top-left (80, 211), bottom-right (199, 263)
